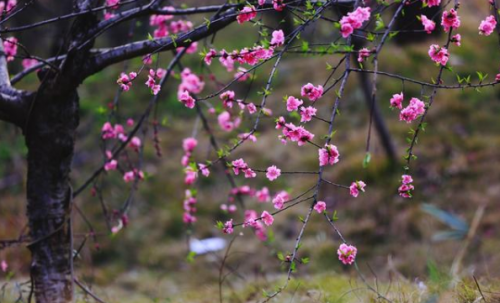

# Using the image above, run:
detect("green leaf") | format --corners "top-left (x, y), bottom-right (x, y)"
top-left (362, 152), bottom-right (371, 168)
top-left (186, 251), bottom-right (196, 263)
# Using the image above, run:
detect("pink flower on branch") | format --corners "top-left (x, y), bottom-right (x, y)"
top-left (266, 165), bottom-right (281, 181)
top-left (479, 15), bottom-right (497, 36)
top-left (314, 201), bottom-right (326, 213)
top-left (349, 181), bottom-right (366, 198)
top-left (319, 144), bottom-right (340, 166)
top-left (337, 243), bottom-right (357, 265)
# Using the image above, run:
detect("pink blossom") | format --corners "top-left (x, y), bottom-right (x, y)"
top-left (3, 37), bottom-right (17, 62)
top-left (420, 15), bottom-right (435, 34)
top-left (256, 187), bottom-right (271, 202)
top-left (357, 47), bottom-right (371, 63)
top-left (244, 168), bottom-right (256, 178)
top-left (176, 42), bottom-right (198, 54)
top-left (239, 132), bottom-right (257, 142)
top-left (101, 122), bottom-right (115, 140)
top-left (220, 90), bottom-right (236, 108)
top-left (235, 67), bottom-right (250, 81)
top-left (266, 165), bottom-right (281, 181)
top-left (400, 97), bottom-right (425, 123)
top-left (319, 144), bottom-right (340, 166)
top-left (451, 34), bottom-right (461, 46)
top-left (340, 22), bottom-right (354, 39)
top-left (129, 136), bottom-right (141, 151)
top-left (479, 15), bottom-right (497, 36)
top-left (0, 0), bottom-right (16, 16)
top-left (246, 102), bottom-right (257, 114)
top-left (219, 50), bottom-right (235, 72)
top-left (126, 118), bottom-right (134, 126)
top-left (258, 0), bottom-right (265, 5)
top-left (280, 123), bottom-right (315, 146)
top-left (286, 96), bottom-right (303, 111)
top-left (243, 210), bottom-right (259, 228)
top-left (339, 7), bottom-right (371, 38)
top-left (237, 5), bottom-right (257, 24)
top-left (22, 58), bottom-right (38, 70)
top-left (228, 205), bottom-right (237, 213)
top-left (349, 181), bottom-right (366, 198)
top-left (179, 68), bottom-right (204, 94)
top-left (104, 160), bottom-right (117, 171)
top-left (314, 201), bottom-right (326, 213)
top-left (111, 223), bottom-right (122, 234)
top-left (104, 12), bottom-right (116, 20)
top-left (1, 260), bottom-right (8, 272)
top-left (204, 49), bottom-right (217, 65)
top-left (116, 72), bottom-right (137, 91)
top-left (185, 167), bottom-right (198, 185)
top-left (183, 213), bottom-right (197, 224)
top-left (390, 92), bottom-right (404, 109)
top-left (273, 0), bottom-right (285, 11)
top-left (143, 54), bottom-right (152, 65)
top-left (441, 9), bottom-right (460, 32)
top-left (218, 111), bottom-right (241, 132)
top-left (271, 30), bottom-right (285, 47)
top-left (402, 174), bottom-right (413, 184)
top-left (181, 154), bottom-right (190, 167)
top-left (398, 184), bottom-right (414, 198)
top-left (179, 91), bottom-right (195, 109)
top-left (337, 243), bottom-right (357, 265)
top-left (423, 0), bottom-right (441, 7)
top-left (273, 191), bottom-right (289, 210)
top-left (198, 164), bottom-right (210, 177)
top-left (222, 219), bottom-right (234, 234)
top-left (428, 44), bottom-right (449, 66)
top-left (231, 158), bottom-right (255, 178)
top-left (301, 83), bottom-right (323, 102)
top-left (123, 171), bottom-right (135, 183)
top-left (183, 137), bottom-right (198, 153)
top-left (106, 0), bottom-right (119, 8)
top-left (399, 174), bottom-right (415, 198)
top-left (299, 106), bottom-right (317, 122)
top-left (261, 211), bottom-right (274, 226)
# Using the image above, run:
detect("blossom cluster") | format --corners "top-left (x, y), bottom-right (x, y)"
top-left (149, 6), bottom-right (193, 39)
top-left (479, 15), bottom-right (497, 36)
top-left (104, 0), bottom-right (120, 20)
top-left (101, 120), bottom-right (145, 184)
top-left (276, 116), bottom-right (315, 146)
top-left (390, 93), bottom-right (426, 123)
top-left (339, 7), bottom-right (371, 38)
top-left (3, 37), bottom-right (17, 62)
top-left (204, 29), bottom-right (284, 79)
top-left (177, 68), bottom-right (205, 108)
top-left (398, 174), bottom-right (414, 198)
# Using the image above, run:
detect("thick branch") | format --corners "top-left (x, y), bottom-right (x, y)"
top-left (85, 8), bottom-right (238, 76)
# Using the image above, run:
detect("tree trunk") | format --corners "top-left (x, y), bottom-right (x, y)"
top-left (25, 89), bottom-right (79, 303)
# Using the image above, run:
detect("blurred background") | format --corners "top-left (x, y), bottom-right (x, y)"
top-left (1, 0), bottom-right (500, 302)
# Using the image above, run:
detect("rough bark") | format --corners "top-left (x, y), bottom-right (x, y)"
top-left (25, 89), bottom-right (79, 303)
